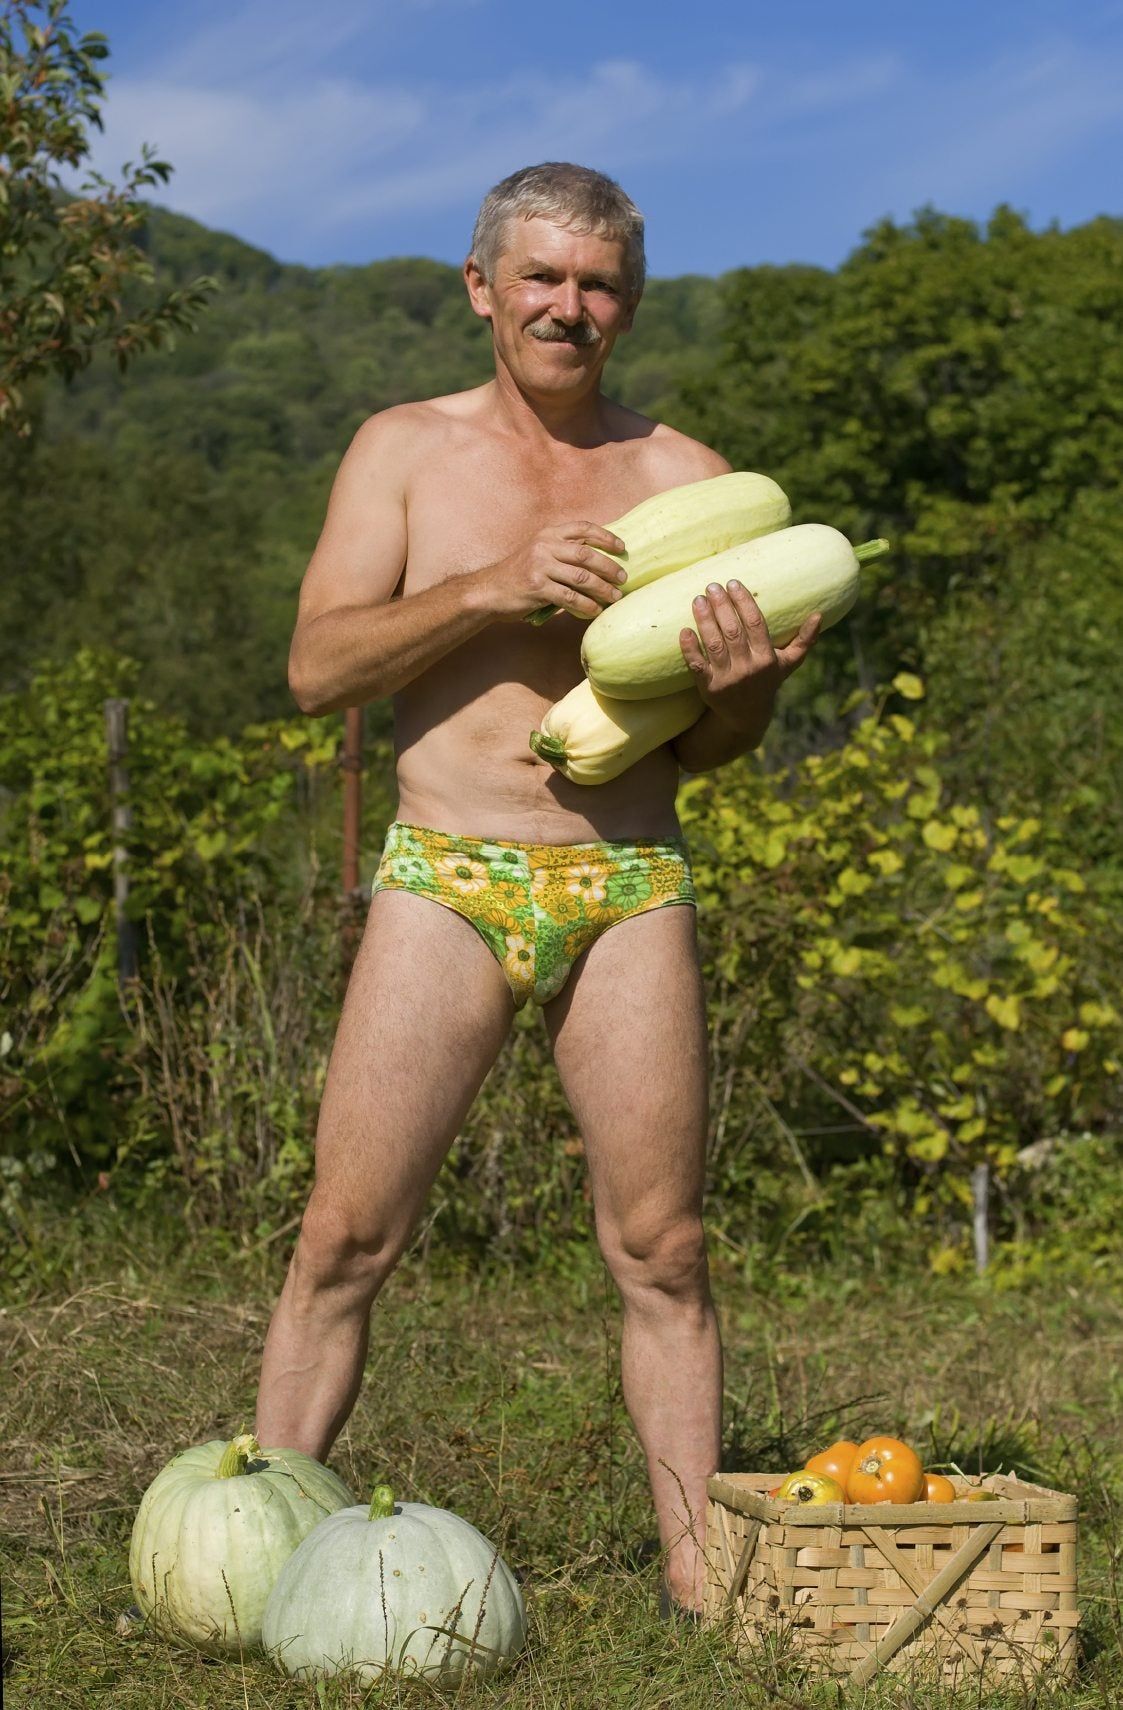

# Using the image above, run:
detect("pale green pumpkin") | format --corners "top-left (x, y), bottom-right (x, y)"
top-left (129, 1433), bottom-right (353, 1655)
top-left (262, 1484), bottom-right (527, 1684)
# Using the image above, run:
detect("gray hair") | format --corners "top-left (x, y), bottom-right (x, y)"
top-left (470, 162), bottom-right (646, 297)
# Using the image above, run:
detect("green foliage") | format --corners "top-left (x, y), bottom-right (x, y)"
top-left (0, 648), bottom-right (339, 1165)
top-left (921, 487), bottom-right (1123, 887)
top-left (0, 0), bottom-right (215, 433)
top-left (679, 680), bottom-right (1122, 1253)
top-left (677, 207), bottom-right (1123, 672)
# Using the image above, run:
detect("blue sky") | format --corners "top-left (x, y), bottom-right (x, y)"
top-left (68, 0), bottom-right (1123, 277)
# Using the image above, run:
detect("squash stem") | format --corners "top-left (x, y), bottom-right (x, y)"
top-left (529, 731), bottom-right (568, 767)
top-left (854, 538), bottom-right (891, 564)
top-left (525, 605), bottom-right (559, 627)
top-left (369, 1484), bottom-right (395, 1521)
top-left (215, 1433), bottom-right (260, 1477)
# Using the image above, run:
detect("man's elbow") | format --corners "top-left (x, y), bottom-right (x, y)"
top-left (288, 646), bottom-right (334, 718)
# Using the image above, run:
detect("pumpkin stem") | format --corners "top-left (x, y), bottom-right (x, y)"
top-left (854, 538), bottom-right (891, 565)
top-left (215, 1433), bottom-right (260, 1477)
top-left (368, 1483), bottom-right (395, 1520)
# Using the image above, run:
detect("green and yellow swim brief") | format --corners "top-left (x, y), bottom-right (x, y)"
top-left (370, 821), bottom-right (695, 1008)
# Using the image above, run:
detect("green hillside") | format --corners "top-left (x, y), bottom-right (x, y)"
top-left (2, 207), bottom-right (720, 733)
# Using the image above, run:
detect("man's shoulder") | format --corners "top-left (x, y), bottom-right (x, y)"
top-left (346, 387), bottom-right (492, 464)
top-left (606, 401), bottom-right (732, 483)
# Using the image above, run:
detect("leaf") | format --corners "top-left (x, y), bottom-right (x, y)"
top-left (1061, 1028), bottom-right (1090, 1052)
top-left (921, 819), bottom-right (957, 852)
top-left (892, 672), bottom-right (925, 700)
top-left (985, 993), bottom-right (1021, 1031)
top-left (192, 829), bottom-right (228, 862)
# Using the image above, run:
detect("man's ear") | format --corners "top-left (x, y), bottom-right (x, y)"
top-left (464, 255), bottom-right (493, 322)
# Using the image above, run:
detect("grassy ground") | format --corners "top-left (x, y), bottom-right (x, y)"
top-left (2, 1201), bottom-right (1121, 1707)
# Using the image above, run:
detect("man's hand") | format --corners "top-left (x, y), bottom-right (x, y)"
top-left (678, 579), bottom-right (821, 749)
top-left (474, 521), bottom-right (628, 621)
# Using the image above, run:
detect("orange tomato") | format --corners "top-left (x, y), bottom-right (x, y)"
top-left (805, 1440), bottom-right (860, 1489)
top-left (846, 1437), bottom-right (925, 1505)
top-left (923, 1472), bottom-right (957, 1503)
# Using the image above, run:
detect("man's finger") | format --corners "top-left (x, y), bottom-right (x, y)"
top-left (705, 581), bottom-right (749, 645)
top-left (691, 590), bottom-right (731, 660)
top-left (725, 580), bottom-right (772, 654)
top-left (559, 545), bottom-right (628, 588)
top-left (566, 521), bottom-right (626, 556)
top-left (679, 626), bottom-right (709, 675)
top-left (775, 612), bottom-right (822, 674)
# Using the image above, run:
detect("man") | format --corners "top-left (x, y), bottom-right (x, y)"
top-left (255, 162), bottom-right (819, 1618)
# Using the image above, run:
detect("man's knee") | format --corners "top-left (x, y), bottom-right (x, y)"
top-left (289, 1192), bottom-right (402, 1304)
top-left (599, 1211), bottom-right (710, 1299)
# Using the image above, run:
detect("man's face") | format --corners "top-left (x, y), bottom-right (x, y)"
top-left (466, 214), bottom-right (638, 395)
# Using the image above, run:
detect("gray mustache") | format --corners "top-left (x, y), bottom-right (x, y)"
top-left (527, 320), bottom-right (602, 346)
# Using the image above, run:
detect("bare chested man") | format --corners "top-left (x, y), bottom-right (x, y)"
top-left (255, 163), bottom-right (819, 1619)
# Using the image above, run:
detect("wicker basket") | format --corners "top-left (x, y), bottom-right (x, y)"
top-left (704, 1472), bottom-right (1078, 1686)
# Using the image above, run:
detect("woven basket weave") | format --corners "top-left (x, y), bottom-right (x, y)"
top-left (704, 1471), bottom-right (1078, 1686)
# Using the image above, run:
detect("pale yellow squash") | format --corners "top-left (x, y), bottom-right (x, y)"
top-left (529, 680), bottom-right (702, 783)
top-left (527, 470), bottom-right (790, 624)
top-left (581, 527), bottom-right (889, 700)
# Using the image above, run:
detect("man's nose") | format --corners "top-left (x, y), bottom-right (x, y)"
top-left (549, 280), bottom-right (584, 324)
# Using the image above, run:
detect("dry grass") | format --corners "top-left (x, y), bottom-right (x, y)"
top-left (3, 1202), bottom-right (1123, 1707)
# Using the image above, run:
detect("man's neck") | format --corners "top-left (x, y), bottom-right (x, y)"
top-left (487, 360), bottom-right (615, 451)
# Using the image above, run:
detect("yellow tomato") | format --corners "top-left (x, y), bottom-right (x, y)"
top-left (776, 1471), bottom-right (846, 1506)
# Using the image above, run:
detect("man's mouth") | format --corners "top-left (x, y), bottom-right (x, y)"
top-left (527, 320), bottom-right (601, 348)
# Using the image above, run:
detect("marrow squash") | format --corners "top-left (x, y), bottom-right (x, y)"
top-left (526, 470), bottom-right (790, 625)
top-left (530, 680), bottom-right (702, 784)
top-left (581, 526), bottom-right (889, 700)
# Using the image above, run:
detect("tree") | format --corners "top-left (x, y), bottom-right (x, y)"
top-left (676, 208), bottom-right (1123, 670)
top-left (0, 0), bottom-right (214, 433)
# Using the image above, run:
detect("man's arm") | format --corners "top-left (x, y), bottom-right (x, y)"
top-left (671, 580), bottom-right (820, 773)
top-left (288, 413), bottom-right (626, 715)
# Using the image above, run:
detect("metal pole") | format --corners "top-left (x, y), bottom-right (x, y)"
top-left (972, 1162), bottom-right (990, 1275)
top-left (104, 698), bottom-right (139, 985)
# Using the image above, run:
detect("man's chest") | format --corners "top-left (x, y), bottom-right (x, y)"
top-left (400, 441), bottom-right (660, 592)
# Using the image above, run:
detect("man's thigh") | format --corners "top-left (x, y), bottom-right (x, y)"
top-left (543, 904), bottom-right (709, 1235)
top-left (310, 890), bottom-right (515, 1245)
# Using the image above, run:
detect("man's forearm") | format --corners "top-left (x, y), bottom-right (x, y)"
top-left (671, 706), bottom-right (764, 774)
top-left (289, 575), bottom-right (495, 714)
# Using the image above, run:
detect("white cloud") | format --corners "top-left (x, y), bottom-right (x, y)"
top-left (84, 43), bottom-right (889, 254)
top-left (84, 76), bottom-right (428, 231)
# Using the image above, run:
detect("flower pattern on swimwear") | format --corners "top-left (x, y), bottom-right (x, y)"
top-left (605, 868), bottom-right (654, 910)
top-left (436, 854), bottom-right (489, 895)
top-left (371, 823), bottom-right (695, 1009)
top-left (564, 862), bottom-right (610, 909)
